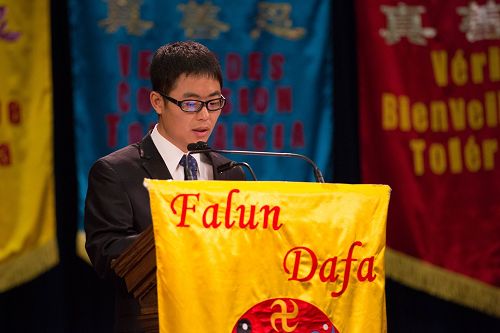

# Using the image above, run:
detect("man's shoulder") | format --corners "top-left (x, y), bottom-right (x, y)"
top-left (88, 141), bottom-right (147, 179)
top-left (97, 142), bottom-right (141, 166)
top-left (95, 132), bottom-right (155, 164)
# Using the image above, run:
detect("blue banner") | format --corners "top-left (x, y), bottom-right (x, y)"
top-left (69, 0), bottom-right (333, 258)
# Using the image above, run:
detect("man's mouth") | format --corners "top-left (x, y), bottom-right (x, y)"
top-left (193, 127), bottom-right (210, 136)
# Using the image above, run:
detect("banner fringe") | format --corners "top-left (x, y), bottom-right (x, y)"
top-left (76, 230), bottom-right (91, 264)
top-left (0, 238), bottom-right (59, 292)
top-left (386, 248), bottom-right (500, 318)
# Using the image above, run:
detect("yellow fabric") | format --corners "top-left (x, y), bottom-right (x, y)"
top-left (76, 230), bottom-right (90, 264)
top-left (147, 180), bottom-right (390, 333)
top-left (0, 0), bottom-right (58, 291)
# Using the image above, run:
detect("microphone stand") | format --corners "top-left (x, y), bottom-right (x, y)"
top-left (216, 161), bottom-right (258, 181)
top-left (186, 142), bottom-right (325, 183)
top-left (186, 148), bottom-right (258, 181)
top-left (215, 149), bottom-right (325, 183)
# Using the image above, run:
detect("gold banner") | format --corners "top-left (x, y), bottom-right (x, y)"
top-left (147, 180), bottom-right (390, 332)
top-left (0, 0), bottom-right (58, 291)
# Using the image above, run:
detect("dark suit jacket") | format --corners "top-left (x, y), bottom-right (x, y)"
top-left (84, 133), bottom-right (245, 333)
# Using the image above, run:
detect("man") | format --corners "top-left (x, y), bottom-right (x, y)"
top-left (84, 41), bottom-right (246, 332)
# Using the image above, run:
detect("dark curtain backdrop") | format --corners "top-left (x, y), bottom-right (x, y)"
top-left (0, 1), bottom-right (498, 332)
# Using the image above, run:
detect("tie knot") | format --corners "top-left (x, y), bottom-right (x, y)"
top-left (179, 155), bottom-right (198, 180)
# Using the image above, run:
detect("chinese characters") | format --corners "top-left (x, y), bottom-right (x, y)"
top-left (0, 6), bottom-right (21, 42)
top-left (457, 0), bottom-right (500, 42)
top-left (380, 1), bottom-right (500, 45)
top-left (251, 2), bottom-right (305, 40)
top-left (177, 0), bottom-right (229, 39)
top-left (99, 0), bottom-right (153, 36)
top-left (379, 3), bottom-right (436, 45)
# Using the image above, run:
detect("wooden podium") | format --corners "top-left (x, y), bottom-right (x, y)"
top-left (111, 225), bottom-right (158, 332)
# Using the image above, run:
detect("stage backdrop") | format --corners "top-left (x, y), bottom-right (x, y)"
top-left (0, 0), bottom-right (58, 291)
top-left (356, 0), bottom-right (500, 316)
top-left (147, 180), bottom-right (390, 332)
top-left (68, 0), bottom-right (333, 260)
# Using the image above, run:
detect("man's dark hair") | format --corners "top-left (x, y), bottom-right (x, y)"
top-left (150, 41), bottom-right (223, 95)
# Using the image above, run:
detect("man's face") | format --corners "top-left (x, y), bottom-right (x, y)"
top-left (153, 74), bottom-right (222, 152)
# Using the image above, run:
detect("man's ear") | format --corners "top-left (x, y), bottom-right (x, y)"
top-left (150, 91), bottom-right (165, 115)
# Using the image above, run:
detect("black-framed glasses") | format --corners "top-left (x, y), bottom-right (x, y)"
top-left (157, 92), bottom-right (226, 112)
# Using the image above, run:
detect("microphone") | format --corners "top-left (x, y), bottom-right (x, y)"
top-left (186, 142), bottom-right (257, 180)
top-left (217, 161), bottom-right (257, 181)
top-left (186, 141), bottom-right (325, 183)
top-left (187, 141), bottom-right (210, 151)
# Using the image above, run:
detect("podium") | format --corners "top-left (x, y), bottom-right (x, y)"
top-left (110, 180), bottom-right (389, 332)
top-left (111, 225), bottom-right (158, 332)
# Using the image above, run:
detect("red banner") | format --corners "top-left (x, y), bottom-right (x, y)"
top-left (356, 0), bottom-right (500, 316)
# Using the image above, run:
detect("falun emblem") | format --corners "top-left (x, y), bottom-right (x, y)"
top-left (232, 298), bottom-right (339, 333)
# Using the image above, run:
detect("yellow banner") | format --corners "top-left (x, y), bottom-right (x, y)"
top-left (147, 180), bottom-right (390, 333)
top-left (0, 0), bottom-right (58, 291)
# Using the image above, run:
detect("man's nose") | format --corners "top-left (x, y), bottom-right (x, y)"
top-left (196, 105), bottom-right (210, 119)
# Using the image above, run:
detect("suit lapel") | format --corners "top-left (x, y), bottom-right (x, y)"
top-left (138, 134), bottom-right (173, 180)
top-left (138, 133), bottom-right (238, 180)
top-left (208, 152), bottom-right (231, 180)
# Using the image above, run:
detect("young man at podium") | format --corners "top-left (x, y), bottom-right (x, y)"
top-left (84, 41), bottom-right (246, 332)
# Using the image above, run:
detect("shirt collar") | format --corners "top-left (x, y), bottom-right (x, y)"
top-left (150, 124), bottom-right (202, 176)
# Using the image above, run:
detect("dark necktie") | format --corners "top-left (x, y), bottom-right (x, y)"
top-left (179, 155), bottom-right (198, 180)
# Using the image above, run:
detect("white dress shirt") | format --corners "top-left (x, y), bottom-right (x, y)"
top-left (150, 125), bottom-right (214, 180)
